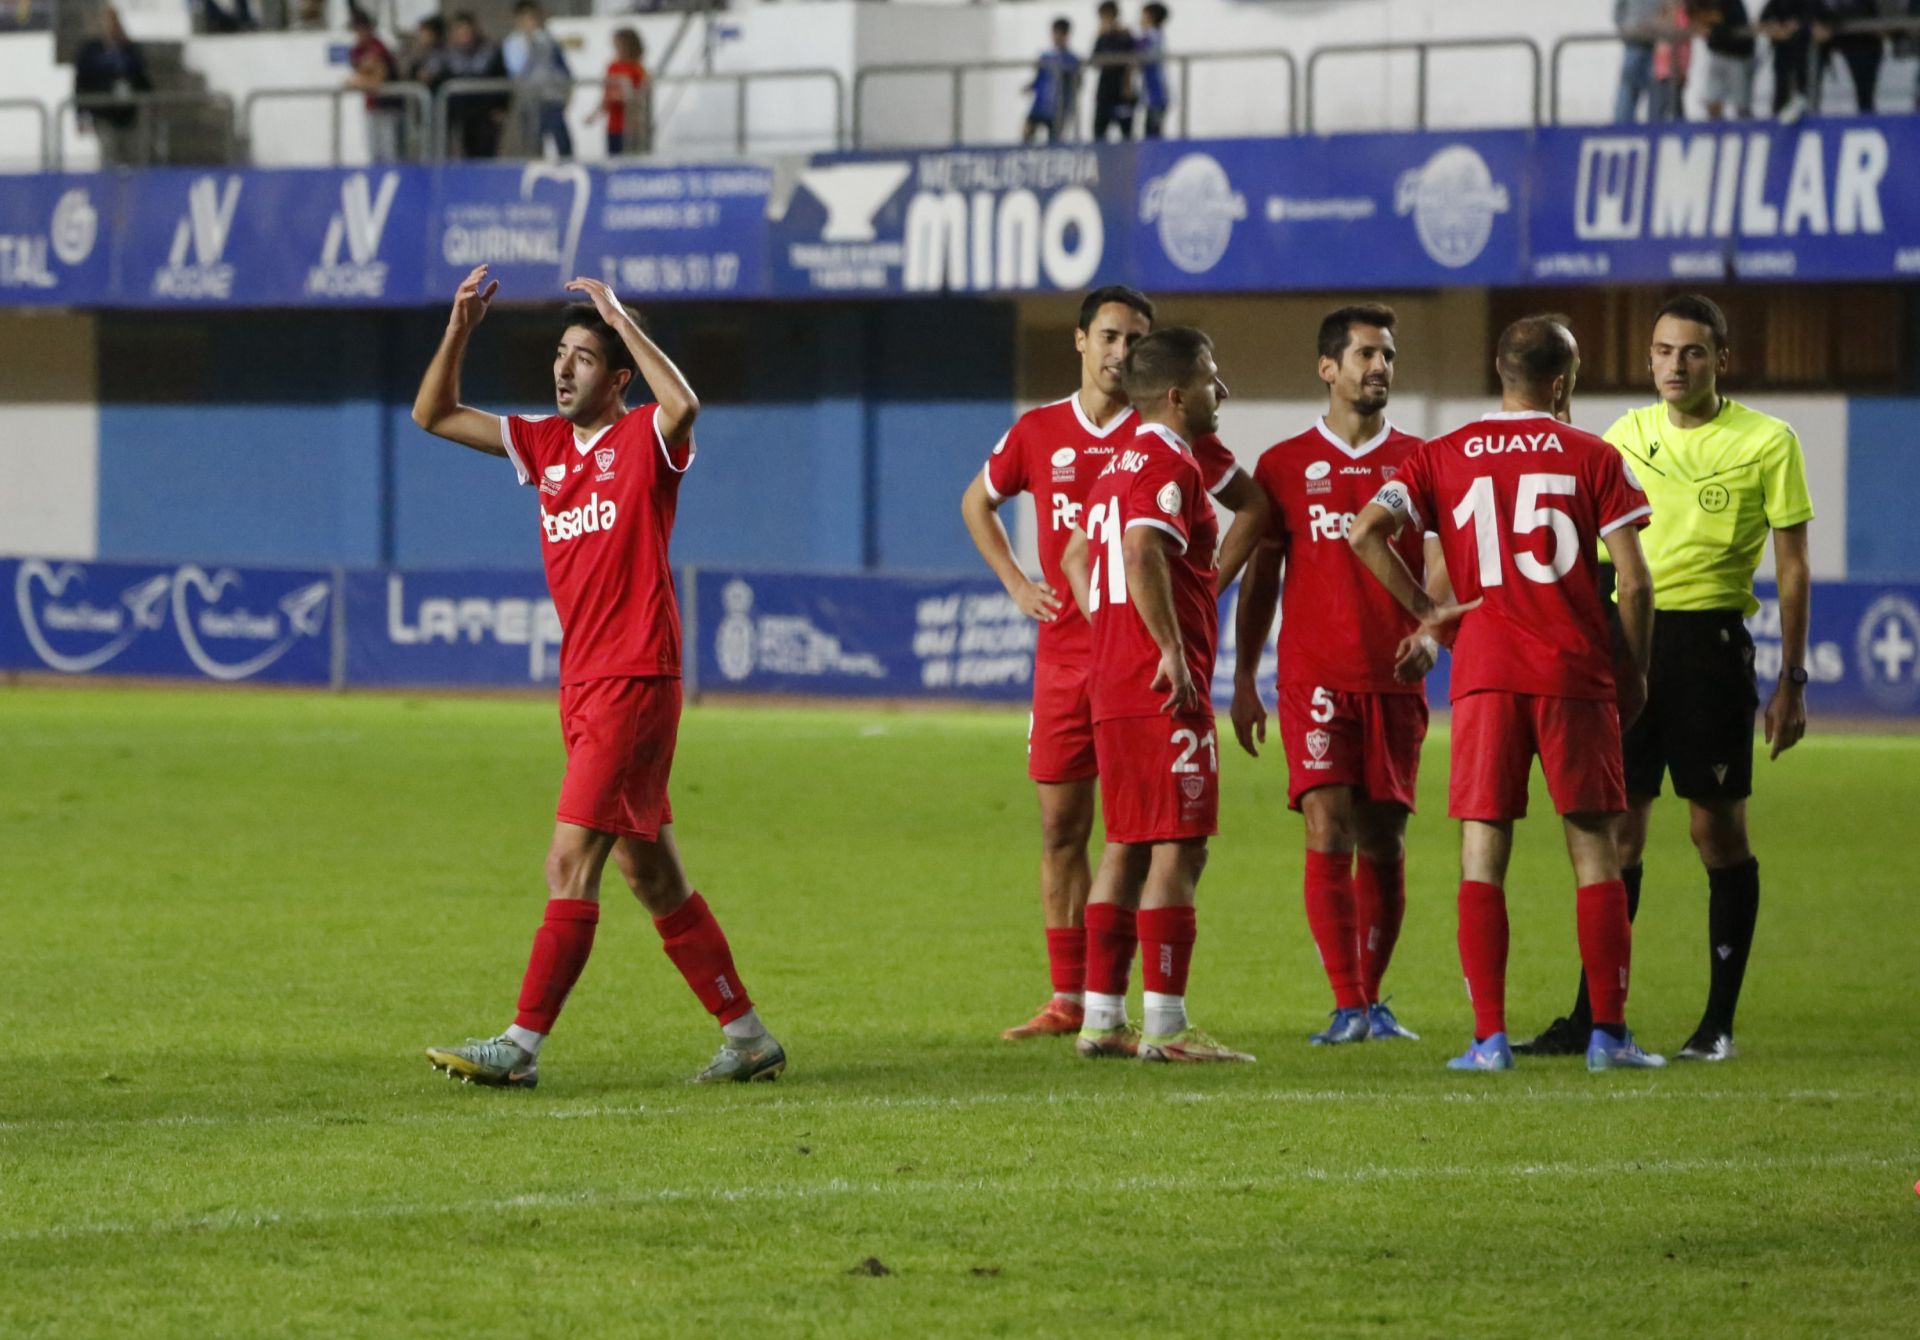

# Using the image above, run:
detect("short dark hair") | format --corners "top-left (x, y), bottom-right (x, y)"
top-left (418, 15), bottom-right (446, 40)
top-left (513, 0), bottom-right (542, 16)
top-left (450, 9), bottom-right (477, 24)
top-left (1077, 284), bottom-right (1154, 331)
top-left (1051, 16), bottom-right (1072, 32)
top-left (1143, 3), bottom-right (1169, 22)
top-left (1495, 314), bottom-right (1576, 390)
top-left (1097, 1), bottom-right (1119, 17)
top-left (1654, 293), bottom-right (1729, 351)
top-left (1317, 303), bottom-right (1397, 361)
top-left (1123, 326), bottom-right (1213, 409)
top-left (559, 304), bottom-right (638, 380)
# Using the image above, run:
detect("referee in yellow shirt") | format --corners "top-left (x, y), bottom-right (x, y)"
top-left (1518, 295), bottom-right (1813, 1062)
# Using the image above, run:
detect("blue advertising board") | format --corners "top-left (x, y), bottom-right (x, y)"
top-left (766, 144), bottom-right (1133, 297)
top-left (1528, 118), bottom-right (1920, 284)
top-left (343, 567), bottom-right (561, 686)
top-left (1130, 132), bottom-right (1530, 291)
top-left (0, 173), bottom-right (116, 306)
top-left (0, 556), bottom-right (334, 683)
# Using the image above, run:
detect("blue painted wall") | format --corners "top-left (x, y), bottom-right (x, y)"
top-left (93, 302), bottom-right (1017, 573)
top-left (1847, 398), bottom-right (1920, 580)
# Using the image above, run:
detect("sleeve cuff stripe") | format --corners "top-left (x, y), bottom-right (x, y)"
top-left (1126, 516), bottom-right (1189, 553)
top-left (500, 416), bottom-right (531, 486)
top-left (1599, 504), bottom-right (1653, 536)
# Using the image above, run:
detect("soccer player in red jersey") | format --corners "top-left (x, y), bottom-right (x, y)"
top-left (411, 264), bottom-right (784, 1089)
top-left (961, 287), bottom-right (1267, 1042)
top-left (1348, 315), bottom-right (1665, 1072)
top-left (1230, 304), bottom-right (1449, 1046)
top-left (1057, 327), bottom-right (1254, 1064)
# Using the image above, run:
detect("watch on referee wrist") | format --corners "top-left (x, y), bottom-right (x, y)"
top-left (1782, 665), bottom-right (1809, 687)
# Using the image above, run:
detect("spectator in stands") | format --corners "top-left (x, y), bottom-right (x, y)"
top-left (1759, 0), bottom-right (1821, 119)
top-left (345, 7), bottom-right (404, 162)
top-left (1090, 0), bottom-right (1136, 140)
top-left (73, 6), bottom-right (152, 166)
top-left (587, 26), bottom-right (647, 156)
top-left (503, 0), bottom-right (573, 159)
top-left (1653, 1), bottom-right (1693, 118)
top-left (1820, 0), bottom-right (1884, 111)
top-left (444, 11), bottom-right (507, 159)
top-left (1614, 0), bottom-right (1676, 121)
top-left (1137, 3), bottom-right (1170, 137)
top-left (405, 16), bottom-right (452, 97)
top-left (1687, 0), bottom-right (1757, 118)
top-left (1022, 17), bottom-right (1080, 143)
top-left (199, 0), bottom-right (255, 34)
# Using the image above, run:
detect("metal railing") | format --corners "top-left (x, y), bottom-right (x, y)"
top-left (1304, 37), bottom-right (1542, 134)
top-left (242, 82), bottom-right (432, 165)
top-left (852, 48), bottom-right (1297, 150)
top-left (0, 98), bottom-right (51, 170)
top-left (429, 68), bottom-right (842, 162)
top-left (54, 91), bottom-right (239, 168)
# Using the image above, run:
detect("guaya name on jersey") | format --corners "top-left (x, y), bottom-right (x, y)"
top-left (1463, 430), bottom-right (1566, 457)
top-left (542, 492), bottom-right (618, 543)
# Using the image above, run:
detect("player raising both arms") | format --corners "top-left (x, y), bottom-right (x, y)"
top-left (1231, 304), bottom-right (1448, 1046)
top-left (1348, 315), bottom-right (1664, 1073)
top-left (961, 287), bottom-right (1268, 1042)
top-left (1059, 327), bottom-right (1253, 1064)
top-left (413, 265), bottom-right (784, 1089)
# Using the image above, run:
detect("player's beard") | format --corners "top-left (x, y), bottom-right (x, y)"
top-left (1353, 381), bottom-right (1389, 415)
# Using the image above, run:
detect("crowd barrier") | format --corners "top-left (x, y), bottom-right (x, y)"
top-left (6, 556), bottom-right (1919, 718)
top-left (4, 114), bottom-right (1919, 307)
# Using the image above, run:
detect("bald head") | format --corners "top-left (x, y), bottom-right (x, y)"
top-left (1495, 315), bottom-right (1578, 394)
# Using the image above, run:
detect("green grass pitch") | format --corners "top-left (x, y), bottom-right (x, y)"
top-left (2, 686), bottom-right (1916, 1338)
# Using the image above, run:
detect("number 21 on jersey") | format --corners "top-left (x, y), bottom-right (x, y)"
top-left (1087, 499), bottom-right (1126, 611)
top-left (1451, 472), bottom-right (1578, 586)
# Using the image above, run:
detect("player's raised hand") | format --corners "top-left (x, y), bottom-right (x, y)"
top-left (1229, 678), bottom-right (1266, 757)
top-left (1013, 578), bottom-right (1063, 623)
top-left (1152, 647), bottom-right (1199, 715)
top-left (1764, 680), bottom-right (1807, 759)
top-left (449, 265), bottom-right (498, 332)
top-left (1392, 632), bottom-right (1439, 684)
top-left (565, 276), bottom-right (630, 327)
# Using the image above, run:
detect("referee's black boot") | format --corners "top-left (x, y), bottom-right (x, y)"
top-left (1512, 1013), bottom-right (1587, 1057)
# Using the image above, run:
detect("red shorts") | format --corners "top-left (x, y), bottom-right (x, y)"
top-left (1093, 713), bottom-right (1220, 845)
top-left (556, 676), bottom-right (680, 840)
top-left (1448, 690), bottom-right (1626, 821)
top-left (1028, 654), bottom-right (1097, 783)
top-left (1276, 681), bottom-right (1428, 812)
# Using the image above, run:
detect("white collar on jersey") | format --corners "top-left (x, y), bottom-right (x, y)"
top-left (1313, 417), bottom-right (1396, 460)
top-left (570, 420), bottom-right (618, 455)
top-left (1479, 410), bottom-right (1559, 422)
top-left (1136, 421), bottom-right (1189, 452)
top-left (1064, 392), bottom-right (1135, 439)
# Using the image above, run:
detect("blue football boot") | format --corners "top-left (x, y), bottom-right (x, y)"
top-left (1446, 1032), bottom-right (1515, 1071)
top-left (1367, 999), bottom-right (1419, 1041)
top-left (1586, 1028), bottom-right (1667, 1071)
top-left (1308, 1007), bottom-right (1371, 1046)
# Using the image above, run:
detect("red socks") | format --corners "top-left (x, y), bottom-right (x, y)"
top-left (654, 892), bottom-right (753, 1024)
top-left (1576, 880), bottom-right (1632, 1029)
top-left (1083, 902), bottom-right (1137, 996)
top-left (514, 898), bottom-right (601, 1034)
top-left (1045, 926), bottom-right (1087, 997)
top-left (1303, 849), bottom-right (1367, 1010)
top-left (1137, 906), bottom-right (1196, 996)
top-left (1355, 854), bottom-right (1406, 1003)
top-left (1457, 880), bottom-right (1509, 1040)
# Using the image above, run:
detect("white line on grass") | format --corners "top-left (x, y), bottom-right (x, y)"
top-left (0, 1084), bottom-right (1891, 1137)
top-left (2, 1150), bottom-right (1901, 1247)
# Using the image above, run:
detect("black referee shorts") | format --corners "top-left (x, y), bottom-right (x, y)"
top-left (1622, 608), bottom-right (1759, 804)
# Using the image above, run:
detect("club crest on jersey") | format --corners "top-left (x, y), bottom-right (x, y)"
top-left (1180, 775), bottom-right (1205, 800)
top-left (1381, 464), bottom-right (1399, 481)
top-left (1157, 483), bottom-right (1183, 515)
top-left (594, 446), bottom-right (616, 481)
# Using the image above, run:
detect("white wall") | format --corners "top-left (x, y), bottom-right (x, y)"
top-left (0, 312), bottom-right (98, 559)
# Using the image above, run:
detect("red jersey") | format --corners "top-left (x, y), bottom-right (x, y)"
top-left (502, 405), bottom-right (691, 684)
top-left (984, 395), bottom-right (1239, 667)
top-left (604, 59), bottom-right (646, 133)
top-left (1254, 419), bottom-right (1428, 695)
top-left (1379, 410), bottom-right (1650, 702)
top-left (1081, 423), bottom-right (1221, 723)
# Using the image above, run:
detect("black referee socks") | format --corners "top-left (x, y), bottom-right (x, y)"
top-left (1703, 857), bottom-right (1761, 1035)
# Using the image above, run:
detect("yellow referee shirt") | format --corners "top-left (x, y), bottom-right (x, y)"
top-left (1603, 399), bottom-right (1815, 615)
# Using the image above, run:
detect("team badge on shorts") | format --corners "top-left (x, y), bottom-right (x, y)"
top-left (1180, 775), bottom-right (1205, 800)
top-left (1305, 728), bottom-right (1332, 770)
